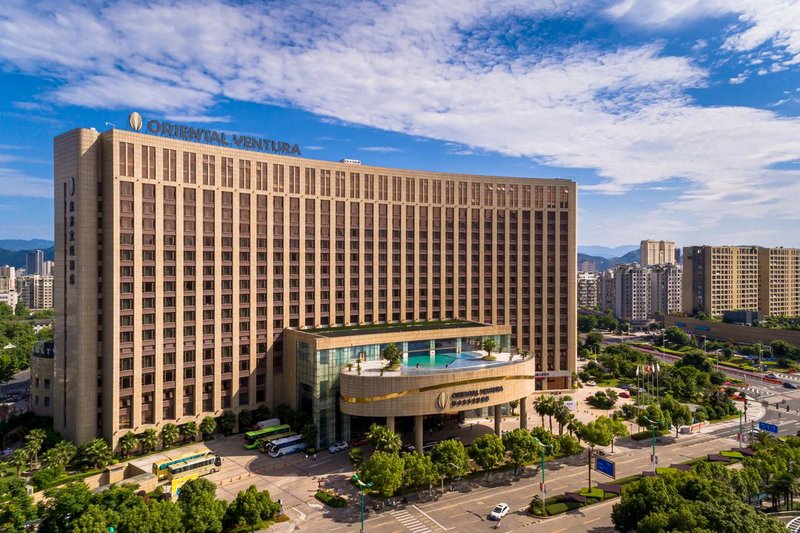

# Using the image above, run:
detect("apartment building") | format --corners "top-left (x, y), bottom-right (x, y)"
top-left (639, 239), bottom-right (676, 267)
top-left (758, 247), bottom-right (800, 317)
top-left (682, 246), bottom-right (759, 317)
top-left (17, 275), bottom-right (54, 310)
top-left (598, 270), bottom-right (615, 313)
top-left (613, 264), bottom-right (651, 322)
top-left (650, 263), bottom-right (682, 318)
top-left (577, 271), bottom-right (599, 309)
top-left (53, 120), bottom-right (577, 447)
top-left (26, 249), bottom-right (44, 276)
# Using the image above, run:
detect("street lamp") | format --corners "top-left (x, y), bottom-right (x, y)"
top-left (532, 437), bottom-right (553, 514)
top-left (352, 474), bottom-right (373, 533)
top-left (440, 462), bottom-right (460, 494)
top-left (642, 416), bottom-right (661, 473)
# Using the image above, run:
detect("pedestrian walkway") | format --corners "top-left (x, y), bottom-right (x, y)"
top-left (390, 509), bottom-right (434, 533)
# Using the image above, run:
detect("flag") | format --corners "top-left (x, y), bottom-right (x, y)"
top-left (655, 362), bottom-right (660, 373)
top-left (636, 365), bottom-right (640, 376)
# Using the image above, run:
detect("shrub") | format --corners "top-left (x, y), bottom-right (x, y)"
top-left (556, 434), bottom-right (583, 457)
top-left (315, 489), bottom-right (347, 508)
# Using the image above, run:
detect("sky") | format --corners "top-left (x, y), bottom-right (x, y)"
top-left (0, 0), bottom-right (799, 248)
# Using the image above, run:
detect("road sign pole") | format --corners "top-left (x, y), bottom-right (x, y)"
top-left (739, 410), bottom-right (743, 449)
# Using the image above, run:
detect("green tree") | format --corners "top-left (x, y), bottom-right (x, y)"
top-left (14, 301), bottom-right (29, 317)
top-left (532, 395), bottom-right (554, 428)
top-left (530, 426), bottom-right (561, 456)
top-left (468, 433), bottom-right (505, 477)
top-left (71, 504), bottom-right (116, 533)
top-left (382, 343), bottom-right (403, 367)
top-left (402, 452), bottom-right (438, 491)
top-left (178, 478), bottom-right (227, 533)
top-left (664, 326), bottom-right (692, 348)
top-left (366, 422), bottom-right (402, 454)
top-left (599, 416), bottom-right (628, 453)
top-left (349, 447), bottom-right (365, 471)
top-left (118, 499), bottom-right (183, 533)
top-left (160, 423), bottom-right (179, 449)
top-left (223, 485), bottom-right (280, 532)
top-left (43, 440), bottom-right (76, 472)
top-left (118, 431), bottom-right (139, 457)
top-left (0, 302), bottom-right (12, 317)
top-left (502, 428), bottom-right (539, 476)
top-left (554, 400), bottom-right (572, 435)
top-left (483, 337), bottom-right (497, 358)
top-left (361, 450), bottom-right (404, 497)
top-left (430, 439), bottom-right (470, 478)
top-left (139, 429), bottom-right (158, 453)
top-left (584, 331), bottom-right (603, 352)
top-left (78, 438), bottom-right (112, 469)
top-left (181, 421), bottom-right (198, 443)
top-left (578, 314), bottom-right (598, 333)
top-left (578, 417), bottom-right (613, 487)
top-left (660, 396), bottom-right (693, 437)
top-left (0, 477), bottom-right (36, 533)
top-left (39, 481), bottom-right (94, 533)
top-left (218, 410), bottom-right (237, 436)
top-left (9, 447), bottom-right (29, 477)
top-left (509, 399), bottom-right (520, 415)
top-left (24, 428), bottom-right (47, 469)
top-left (237, 409), bottom-right (252, 432)
top-left (302, 422), bottom-right (318, 449)
top-left (200, 416), bottom-right (217, 438)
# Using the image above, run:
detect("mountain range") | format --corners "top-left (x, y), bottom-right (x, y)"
top-left (0, 239), bottom-right (54, 251)
top-left (0, 241), bottom-right (55, 269)
top-left (577, 244), bottom-right (638, 258)
top-left (578, 249), bottom-right (640, 271)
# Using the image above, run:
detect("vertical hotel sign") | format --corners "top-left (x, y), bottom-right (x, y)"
top-left (67, 176), bottom-right (76, 284)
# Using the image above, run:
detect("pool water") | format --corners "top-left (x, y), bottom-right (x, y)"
top-left (405, 351), bottom-right (484, 369)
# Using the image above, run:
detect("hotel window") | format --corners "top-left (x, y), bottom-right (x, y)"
top-left (419, 179), bottom-right (429, 203)
top-left (365, 174), bottom-right (374, 199)
top-left (304, 168), bottom-right (316, 194)
top-left (163, 148), bottom-right (177, 182)
top-left (523, 185), bottom-right (531, 207)
top-left (239, 160), bottom-right (251, 189)
top-left (202, 154), bottom-right (216, 186)
top-left (349, 173), bottom-right (360, 199)
top-left (289, 165), bottom-right (300, 193)
top-left (458, 182), bottom-right (467, 204)
top-left (321, 169), bottom-right (331, 196)
top-left (119, 142), bottom-right (134, 177)
top-left (256, 162), bottom-right (268, 191)
top-left (378, 175), bottom-right (388, 200)
top-left (405, 177), bottom-right (415, 202)
top-left (183, 152), bottom-right (197, 184)
top-left (273, 164), bottom-right (285, 192)
top-left (221, 157), bottom-right (233, 187)
top-left (335, 171), bottom-right (345, 197)
top-left (141, 145), bottom-right (156, 179)
top-left (496, 184), bottom-right (505, 206)
top-left (483, 183), bottom-right (493, 206)
top-left (392, 176), bottom-right (402, 201)
top-left (433, 180), bottom-right (442, 203)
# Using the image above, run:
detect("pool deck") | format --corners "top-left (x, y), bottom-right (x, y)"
top-left (342, 351), bottom-right (522, 377)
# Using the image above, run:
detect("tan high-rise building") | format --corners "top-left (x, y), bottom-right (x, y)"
top-left (577, 271), bottom-right (599, 309)
top-left (758, 247), bottom-right (800, 317)
top-left (682, 246), bottom-right (759, 317)
top-left (613, 264), bottom-right (651, 322)
top-left (17, 275), bottom-right (53, 310)
top-left (650, 263), bottom-right (682, 318)
top-left (640, 239), bottom-right (676, 267)
top-left (54, 123), bottom-right (576, 447)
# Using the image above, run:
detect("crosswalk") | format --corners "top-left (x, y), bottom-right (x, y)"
top-left (788, 515), bottom-right (800, 533)
top-left (391, 509), bottom-right (433, 533)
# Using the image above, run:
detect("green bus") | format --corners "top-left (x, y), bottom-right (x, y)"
top-left (244, 424), bottom-right (291, 449)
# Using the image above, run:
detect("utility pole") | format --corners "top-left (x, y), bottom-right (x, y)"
top-left (532, 437), bottom-right (553, 515)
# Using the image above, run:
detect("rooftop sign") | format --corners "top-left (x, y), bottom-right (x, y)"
top-left (127, 112), bottom-right (301, 157)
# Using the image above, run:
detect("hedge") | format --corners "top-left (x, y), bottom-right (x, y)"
top-left (315, 489), bottom-right (347, 508)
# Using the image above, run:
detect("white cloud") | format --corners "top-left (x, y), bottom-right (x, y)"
top-left (358, 146), bottom-right (402, 153)
top-left (0, 0), bottom-right (799, 244)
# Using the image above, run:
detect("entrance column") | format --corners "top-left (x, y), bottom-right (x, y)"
top-left (386, 416), bottom-right (395, 432)
top-left (414, 415), bottom-right (424, 452)
top-left (494, 405), bottom-right (502, 436)
top-left (519, 396), bottom-right (528, 430)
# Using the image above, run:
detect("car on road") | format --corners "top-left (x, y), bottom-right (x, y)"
top-left (328, 441), bottom-right (349, 453)
top-left (489, 503), bottom-right (509, 520)
top-left (350, 436), bottom-right (369, 447)
top-left (784, 382), bottom-right (798, 389)
top-left (767, 373), bottom-right (779, 379)
top-left (619, 391), bottom-right (630, 398)
top-left (586, 380), bottom-right (597, 386)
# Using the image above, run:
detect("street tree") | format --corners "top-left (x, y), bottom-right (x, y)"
top-left (553, 400), bottom-right (572, 435)
top-left (39, 481), bottom-right (94, 533)
top-left (402, 451), bottom-right (438, 491)
top-left (160, 423), bottom-right (179, 449)
top-left (366, 422), bottom-right (402, 454)
top-left (578, 314), bottom-right (598, 333)
top-left (118, 499), bottom-right (183, 533)
top-left (468, 433), bottom-right (506, 477)
top-left (181, 421), bottom-right (198, 443)
top-left (664, 326), bottom-right (692, 348)
top-left (25, 428), bottom-right (46, 469)
top-left (78, 438), bottom-right (112, 469)
top-left (139, 428), bottom-right (159, 453)
top-left (430, 439), bottom-right (470, 478)
top-left (584, 331), bottom-right (604, 352)
top-left (502, 428), bottom-right (539, 476)
top-left (218, 410), bottom-right (237, 435)
top-left (362, 450), bottom-right (404, 497)
top-left (578, 417), bottom-right (613, 487)
top-left (302, 422), bottom-right (318, 448)
top-left (0, 477), bottom-right (36, 533)
top-left (223, 485), bottom-right (280, 532)
top-left (178, 478), bottom-right (227, 533)
top-left (200, 416), bottom-right (217, 438)
top-left (118, 431), bottom-right (139, 457)
top-left (598, 416), bottom-right (628, 453)
top-left (237, 409), bottom-right (252, 433)
top-left (660, 396), bottom-right (693, 437)
top-left (348, 447), bottom-right (365, 471)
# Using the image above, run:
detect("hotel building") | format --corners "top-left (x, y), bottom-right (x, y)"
top-left (54, 120), bottom-right (576, 448)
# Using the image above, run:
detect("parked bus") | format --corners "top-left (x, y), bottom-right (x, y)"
top-left (252, 418), bottom-right (281, 430)
top-left (265, 434), bottom-right (307, 458)
top-left (152, 451), bottom-right (212, 480)
top-left (258, 431), bottom-right (298, 452)
top-left (243, 424), bottom-right (291, 449)
top-left (166, 453), bottom-right (222, 481)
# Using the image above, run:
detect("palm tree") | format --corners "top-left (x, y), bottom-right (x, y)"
top-left (9, 448), bottom-right (29, 477)
top-left (118, 431), bottom-right (139, 458)
top-left (160, 423), bottom-right (179, 449)
top-left (181, 422), bottom-right (198, 443)
top-left (566, 416), bottom-right (583, 439)
top-left (43, 440), bottom-right (76, 472)
top-left (200, 416), bottom-right (217, 439)
top-left (382, 343), bottom-right (402, 368)
top-left (366, 423), bottom-right (402, 453)
top-left (533, 396), bottom-right (550, 428)
top-left (79, 438), bottom-right (112, 469)
top-left (25, 428), bottom-right (47, 470)
top-left (483, 337), bottom-right (497, 358)
top-left (553, 401), bottom-right (571, 435)
top-left (139, 429), bottom-right (158, 453)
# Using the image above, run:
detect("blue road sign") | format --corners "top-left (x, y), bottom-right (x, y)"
top-left (758, 421), bottom-right (779, 434)
top-left (595, 456), bottom-right (616, 478)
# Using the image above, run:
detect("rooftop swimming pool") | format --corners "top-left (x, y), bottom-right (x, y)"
top-left (403, 351), bottom-right (506, 372)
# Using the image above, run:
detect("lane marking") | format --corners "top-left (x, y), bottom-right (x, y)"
top-left (413, 504), bottom-right (451, 531)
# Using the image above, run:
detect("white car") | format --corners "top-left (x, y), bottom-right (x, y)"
top-left (489, 503), bottom-right (509, 520)
top-left (328, 441), bottom-right (349, 453)
top-left (586, 380), bottom-right (597, 386)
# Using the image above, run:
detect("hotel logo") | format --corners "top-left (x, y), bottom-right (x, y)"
top-left (128, 112), bottom-right (143, 131)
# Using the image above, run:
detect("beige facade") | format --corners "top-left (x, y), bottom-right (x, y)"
top-left (682, 246), bottom-right (759, 317)
top-left (650, 264), bottom-right (682, 318)
top-left (639, 240), bottom-right (676, 267)
top-left (759, 248), bottom-right (800, 317)
top-left (577, 271), bottom-right (599, 309)
top-left (54, 124), bottom-right (577, 447)
top-left (30, 341), bottom-right (55, 417)
top-left (17, 275), bottom-right (53, 310)
top-left (613, 264), bottom-right (651, 322)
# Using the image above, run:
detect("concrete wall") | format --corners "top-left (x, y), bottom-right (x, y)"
top-left (666, 315), bottom-right (800, 346)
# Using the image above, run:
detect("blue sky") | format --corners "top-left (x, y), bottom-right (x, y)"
top-left (0, 0), bottom-right (799, 248)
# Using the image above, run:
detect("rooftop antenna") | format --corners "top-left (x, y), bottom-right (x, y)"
top-left (104, 121), bottom-right (116, 129)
